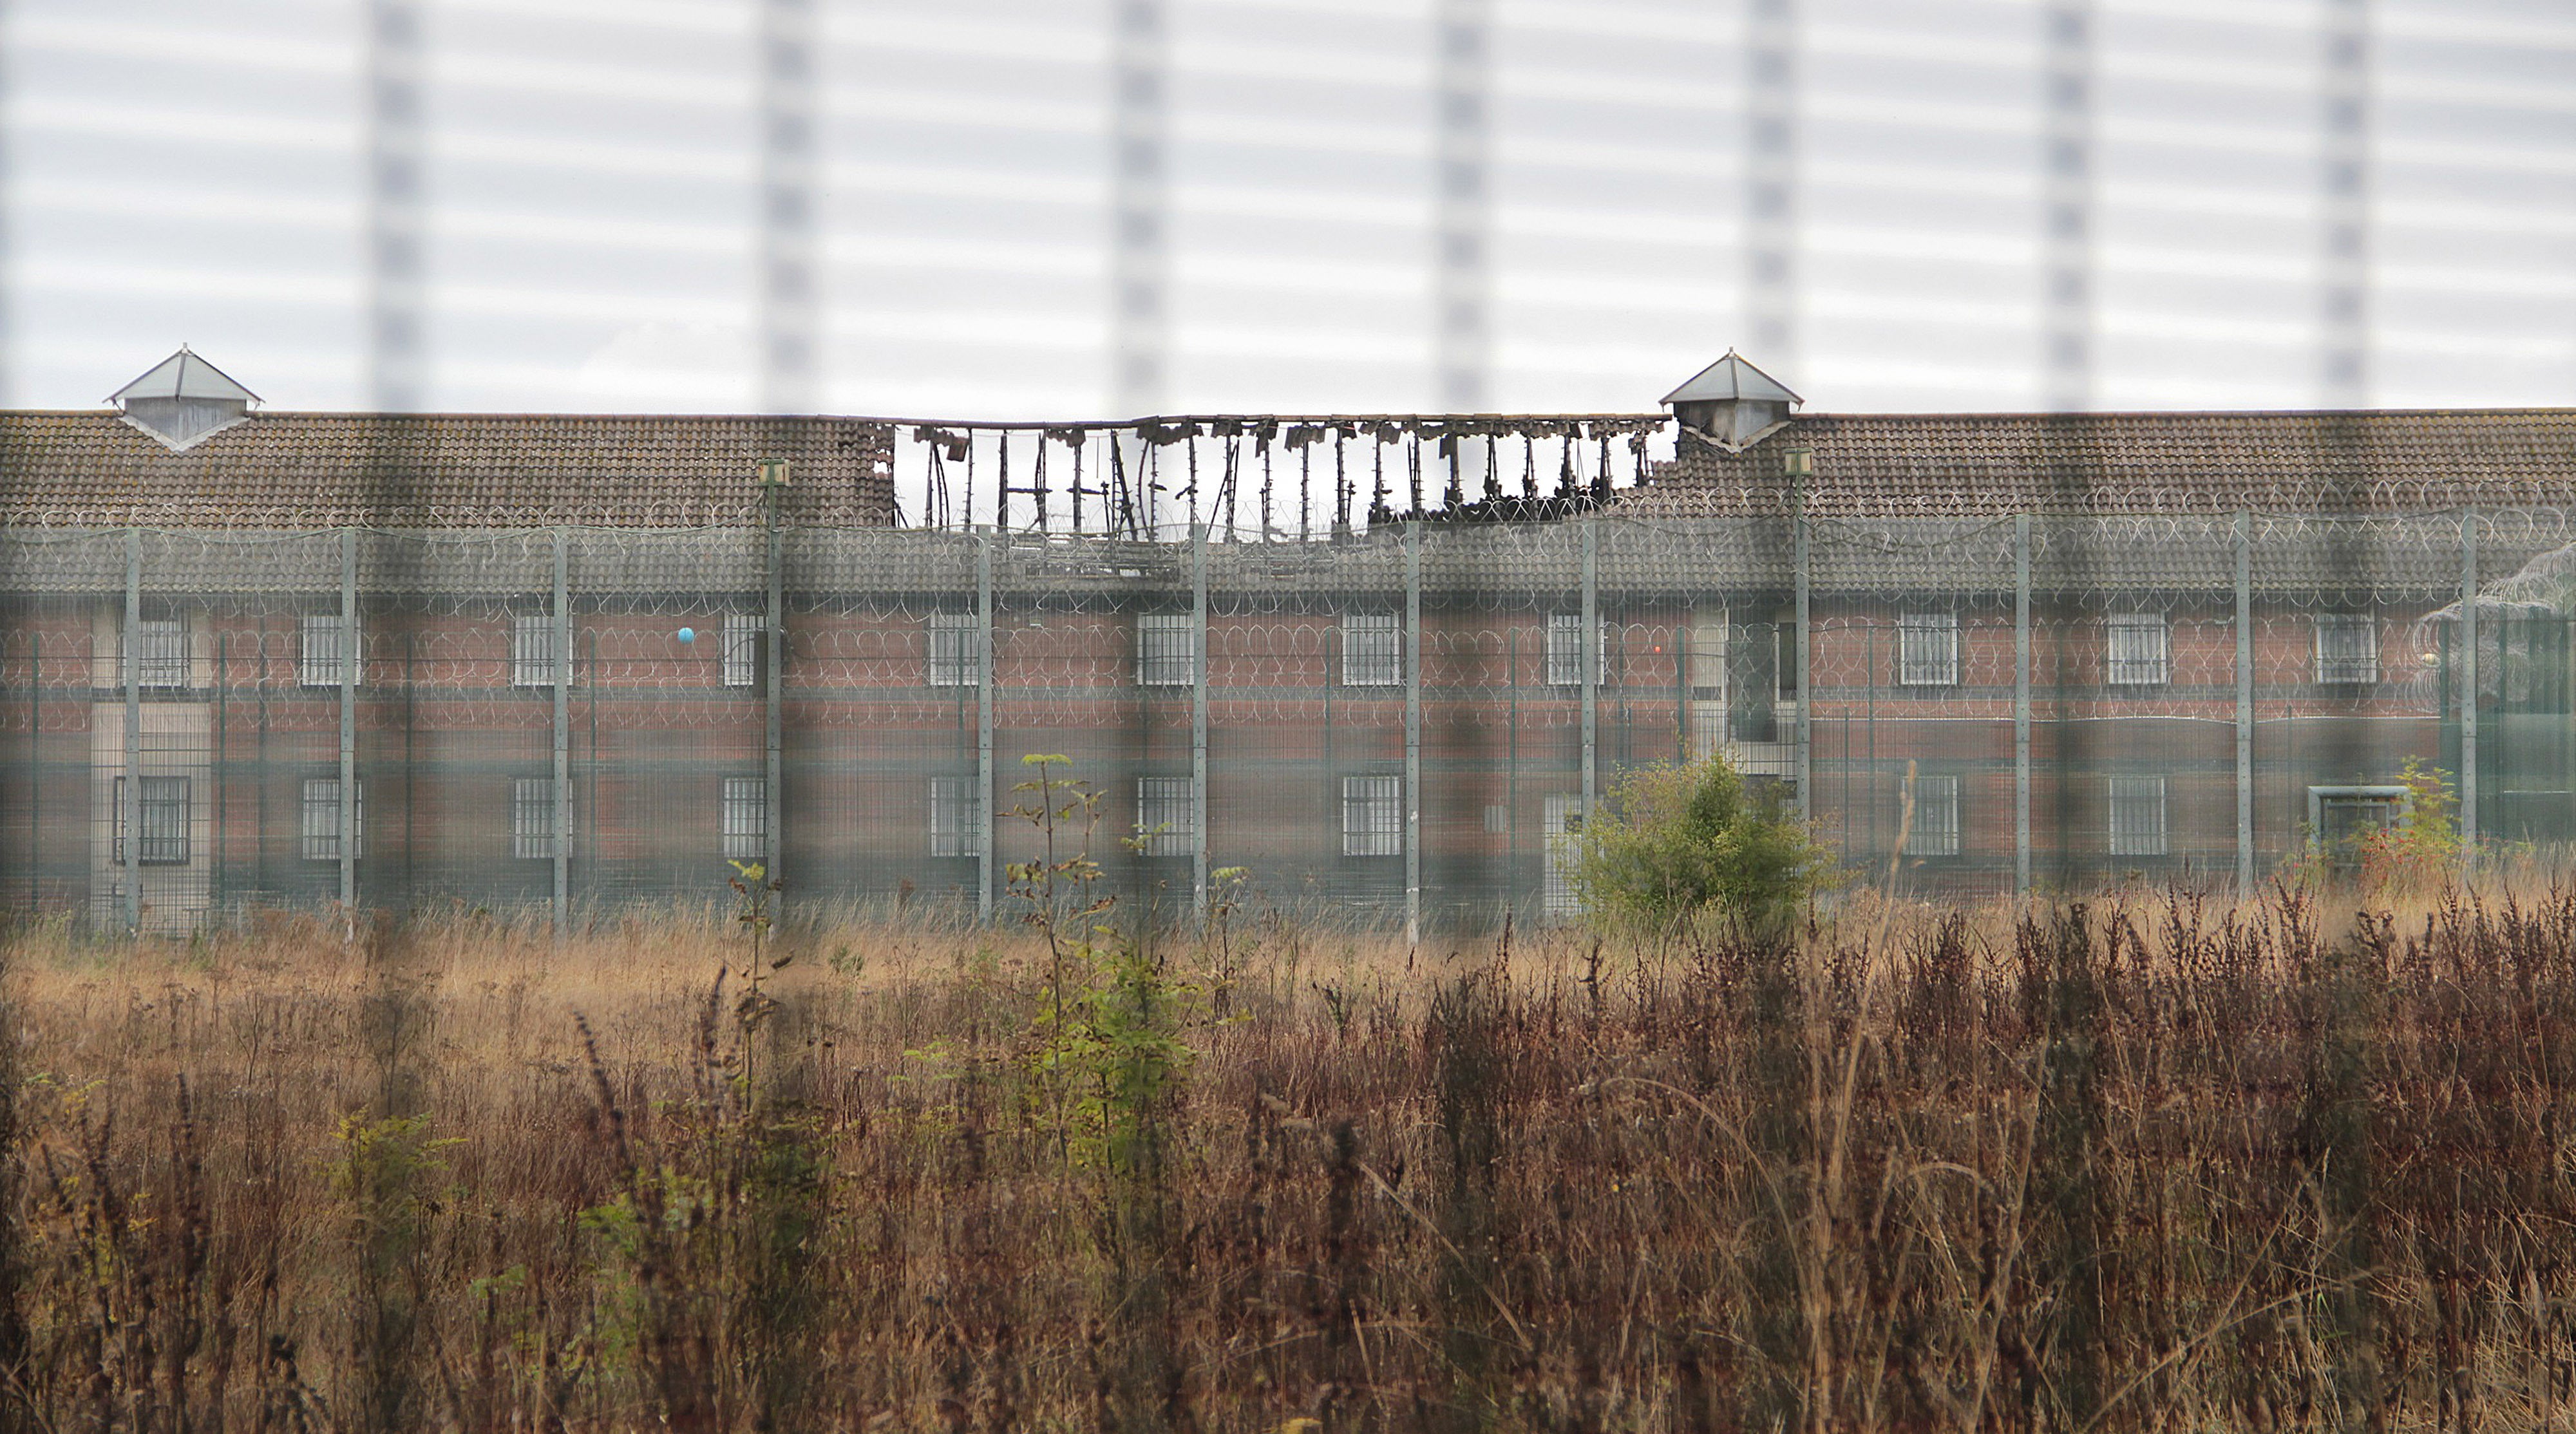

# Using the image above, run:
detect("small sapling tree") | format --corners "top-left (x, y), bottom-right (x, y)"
top-left (1560, 752), bottom-right (1828, 937)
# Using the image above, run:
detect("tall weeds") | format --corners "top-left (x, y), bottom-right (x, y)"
top-left (0, 885), bottom-right (2572, 1429)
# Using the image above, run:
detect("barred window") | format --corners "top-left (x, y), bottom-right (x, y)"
top-left (133, 618), bottom-right (188, 689)
top-left (300, 778), bottom-right (365, 861)
top-left (930, 776), bottom-right (988, 858)
top-left (1341, 775), bottom-right (1401, 856)
top-left (722, 612), bottom-right (764, 689)
top-left (1135, 776), bottom-right (1197, 856)
top-left (1546, 613), bottom-right (1609, 686)
top-left (1911, 773), bottom-right (1962, 858)
top-left (2108, 776), bottom-right (2168, 858)
top-left (2316, 614), bottom-right (2378, 684)
top-left (2105, 612), bottom-right (2168, 686)
top-left (927, 612), bottom-right (982, 688)
top-left (113, 776), bottom-right (191, 865)
top-left (299, 612), bottom-right (357, 688)
top-left (1137, 614), bottom-right (1194, 686)
top-left (1341, 614), bottom-right (1399, 686)
top-left (512, 613), bottom-right (556, 688)
top-left (1898, 612), bottom-right (1959, 686)
top-left (721, 777), bottom-right (767, 861)
top-left (513, 778), bottom-right (560, 860)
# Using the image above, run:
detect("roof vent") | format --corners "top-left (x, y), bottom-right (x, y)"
top-left (109, 346), bottom-right (260, 451)
top-left (1662, 350), bottom-right (1801, 451)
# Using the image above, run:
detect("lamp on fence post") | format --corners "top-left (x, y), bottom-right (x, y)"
top-left (1783, 445), bottom-right (1813, 827)
top-left (758, 458), bottom-right (791, 891)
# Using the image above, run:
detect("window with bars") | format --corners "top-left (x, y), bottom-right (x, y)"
top-left (1340, 614), bottom-right (1399, 686)
top-left (513, 778), bottom-right (560, 860)
top-left (927, 611), bottom-right (981, 688)
top-left (1341, 775), bottom-right (1401, 856)
top-left (2105, 612), bottom-right (2169, 686)
top-left (2316, 614), bottom-right (2379, 684)
top-left (2108, 776), bottom-right (2168, 858)
top-left (131, 618), bottom-right (188, 689)
top-left (1898, 612), bottom-right (1960, 686)
top-left (1911, 773), bottom-right (1962, 858)
top-left (300, 777), bottom-right (365, 861)
top-left (1135, 776), bottom-right (1196, 856)
top-left (112, 776), bottom-right (191, 865)
top-left (1137, 614), bottom-right (1194, 686)
top-left (930, 775), bottom-right (988, 858)
top-left (300, 612), bottom-right (357, 688)
top-left (722, 612), bottom-right (764, 688)
top-left (512, 613), bottom-right (556, 688)
top-left (1545, 613), bottom-right (1609, 686)
top-left (721, 777), bottom-right (767, 861)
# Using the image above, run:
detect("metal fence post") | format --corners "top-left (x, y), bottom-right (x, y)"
top-left (123, 527), bottom-right (142, 935)
top-left (1580, 517), bottom-right (1598, 824)
top-left (765, 485), bottom-right (786, 895)
top-left (1404, 522), bottom-right (1423, 945)
top-left (2462, 509), bottom-right (2479, 860)
top-left (1792, 489), bottom-right (1812, 823)
top-left (1191, 520), bottom-right (1211, 920)
top-left (2015, 513), bottom-right (2032, 893)
top-left (976, 530), bottom-right (996, 923)
top-left (552, 527), bottom-right (571, 936)
top-left (340, 527), bottom-right (359, 919)
top-left (2234, 511), bottom-right (2254, 894)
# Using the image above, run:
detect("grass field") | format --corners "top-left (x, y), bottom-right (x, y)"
top-left (2, 882), bottom-right (2574, 1431)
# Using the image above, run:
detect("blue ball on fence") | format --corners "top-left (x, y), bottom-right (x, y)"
top-left (676, 627), bottom-right (696, 645)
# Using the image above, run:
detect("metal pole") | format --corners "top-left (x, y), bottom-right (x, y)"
top-left (2462, 509), bottom-right (2479, 859)
top-left (123, 528), bottom-right (142, 935)
top-left (1580, 517), bottom-right (1598, 818)
top-left (2016, 514), bottom-right (2032, 892)
top-left (1793, 487), bottom-right (1812, 822)
top-left (766, 478), bottom-right (786, 892)
top-left (2234, 511), bottom-right (2254, 894)
top-left (1404, 523), bottom-right (1423, 945)
top-left (340, 527), bottom-right (359, 918)
top-left (976, 530), bottom-right (996, 923)
top-left (1191, 520), bottom-right (1211, 919)
top-left (552, 528), bottom-right (571, 935)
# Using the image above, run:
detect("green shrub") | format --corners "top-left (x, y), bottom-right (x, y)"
top-left (1560, 753), bottom-right (1827, 936)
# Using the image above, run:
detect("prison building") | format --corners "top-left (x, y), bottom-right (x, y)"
top-left (1, 350), bottom-right (2568, 934)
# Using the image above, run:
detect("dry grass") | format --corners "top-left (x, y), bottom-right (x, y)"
top-left (1, 883), bottom-right (2574, 1431)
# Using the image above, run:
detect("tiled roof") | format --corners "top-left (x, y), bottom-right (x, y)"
top-left (1619, 409), bottom-right (2576, 518)
top-left (0, 411), bottom-right (895, 529)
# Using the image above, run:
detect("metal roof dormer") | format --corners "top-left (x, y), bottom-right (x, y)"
top-left (1662, 350), bottom-right (1801, 452)
top-left (109, 346), bottom-right (260, 452)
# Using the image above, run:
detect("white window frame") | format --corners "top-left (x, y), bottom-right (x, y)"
top-left (1340, 614), bottom-right (1400, 687)
top-left (512, 777), bottom-right (559, 860)
top-left (721, 777), bottom-right (768, 861)
top-left (1546, 613), bottom-right (1609, 687)
top-left (1341, 775), bottom-right (1401, 856)
top-left (2105, 612), bottom-right (2169, 686)
top-left (133, 617), bottom-right (189, 690)
top-left (1135, 776), bottom-right (1197, 856)
top-left (2315, 613), bottom-right (2379, 684)
top-left (721, 612), bottom-right (764, 689)
top-left (300, 777), bottom-right (365, 861)
top-left (1898, 612), bottom-right (1960, 687)
top-left (2107, 775), bottom-right (2168, 858)
top-left (299, 612), bottom-right (356, 689)
top-left (113, 775), bottom-right (191, 865)
top-left (929, 775), bottom-right (988, 858)
top-left (511, 613), bottom-right (556, 689)
top-left (927, 611), bottom-right (981, 688)
top-left (1136, 614), bottom-right (1194, 687)
top-left (1910, 773), bottom-right (1962, 858)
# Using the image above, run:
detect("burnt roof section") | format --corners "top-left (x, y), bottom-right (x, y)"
top-left (1620, 408), bottom-right (2576, 518)
top-left (0, 410), bottom-right (897, 529)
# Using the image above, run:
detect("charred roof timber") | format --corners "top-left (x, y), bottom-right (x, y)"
top-left (109, 346), bottom-right (260, 451)
top-left (1663, 350), bottom-right (1800, 452)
